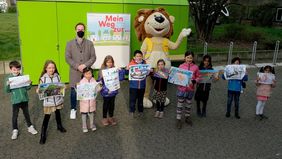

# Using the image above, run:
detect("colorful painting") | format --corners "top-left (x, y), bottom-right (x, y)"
top-left (129, 64), bottom-right (151, 81)
top-left (38, 83), bottom-right (65, 100)
top-left (77, 82), bottom-right (99, 100)
top-left (102, 67), bottom-right (120, 91)
top-left (168, 67), bottom-right (193, 87)
top-left (154, 69), bottom-right (169, 79)
top-left (224, 65), bottom-right (246, 80)
top-left (199, 70), bottom-right (219, 83)
top-left (257, 73), bottom-right (275, 84)
top-left (8, 75), bottom-right (30, 89)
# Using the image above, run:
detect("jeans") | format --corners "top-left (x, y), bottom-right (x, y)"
top-left (129, 88), bottom-right (145, 113)
top-left (103, 96), bottom-right (116, 118)
top-left (12, 102), bottom-right (32, 129)
top-left (227, 90), bottom-right (240, 114)
top-left (70, 87), bottom-right (77, 110)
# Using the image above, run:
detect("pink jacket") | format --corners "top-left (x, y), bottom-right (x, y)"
top-left (177, 62), bottom-right (200, 92)
top-left (79, 77), bottom-right (96, 113)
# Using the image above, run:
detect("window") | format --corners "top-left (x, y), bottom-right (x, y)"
top-left (276, 8), bottom-right (282, 21)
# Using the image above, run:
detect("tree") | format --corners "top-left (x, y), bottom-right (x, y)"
top-left (189, 0), bottom-right (229, 42)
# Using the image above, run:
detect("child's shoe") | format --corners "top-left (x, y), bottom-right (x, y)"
top-left (91, 124), bottom-right (97, 131)
top-left (11, 129), bottom-right (18, 140)
top-left (158, 112), bottom-right (164, 119)
top-left (176, 119), bottom-right (182, 129)
top-left (235, 113), bottom-right (240, 119)
top-left (225, 112), bottom-right (231, 118)
top-left (138, 112), bottom-right (144, 118)
top-left (70, 109), bottom-right (76, 119)
top-left (82, 128), bottom-right (88, 133)
top-left (185, 116), bottom-right (193, 126)
top-left (259, 114), bottom-right (268, 120)
top-left (101, 118), bottom-right (109, 126)
top-left (129, 112), bottom-right (135, 118)
top-left (154, 111), bottom-right (160, 118)
top-left (108, 117), bottom-right (117, 125)
top-left (28, 125), bottom-right (38, 135)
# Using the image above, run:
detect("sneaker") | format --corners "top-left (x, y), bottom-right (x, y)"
top-left (91, 124), bottom-right (97, 131)
top-left (138, 112), bottom-right (144, 118)
top-left (108, 117), bottom-right (117, 126)
top-left (11, 129), bottom-right (18, 140)
top-left (28, 125), bottom-right (38, 135)
top-left (70, 109), bottom-right (76, 119)
top-left (129, 112), bottom-right (135, 118)
top-left (259, 114), bottom-right (268, 120)
top-left (101, 118), bottom-right (109, 126)
top-left (225, 112), bottom-right (231, 118)
top-left (82, 128), bottom-right (88, 133)
top-left (158, 112), bottom-right (164, 119)
top-left (154, 111), bottom-right (160, 118)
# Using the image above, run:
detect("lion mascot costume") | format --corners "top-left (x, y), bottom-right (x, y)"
top-left (134, 8), bottom-right (192, 108)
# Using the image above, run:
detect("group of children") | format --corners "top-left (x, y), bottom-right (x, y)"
top-left (4, 50), bottom-right (277, 143)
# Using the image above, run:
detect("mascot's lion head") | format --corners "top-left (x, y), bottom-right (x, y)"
top-left (134, 8), bottom-right (174, 41)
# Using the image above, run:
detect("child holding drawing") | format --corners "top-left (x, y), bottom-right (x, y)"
top-left (222, 57), bottom-right (248, 119)
top-left (37, 60), bottom-right (65, 144)
top-left (194, 55), bottom-right (218, 117)
top-left (78, 67), bottom-right (101, 132)
top-left (98, 55), bottom-right (125, 126)
top-left (151, 59), bottom-right (169, 118)
top-left (4, 60), bottom-right (38, 140)
top-left (176, 51), bottom-right (200, 129)
top-left (255, 65), bottom-right (276, 120)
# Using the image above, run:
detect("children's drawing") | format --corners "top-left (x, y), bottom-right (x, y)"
top-left (224, 65), bottom-right (246, 80)
top-left (257, 73), bottom-right (275, 84)
top-left (77, 82), bottom-right (99, 100)
top-left (8, 75), bottom-right (30, 89)
top-left (38, 83), bottom-right (65, 100)
top-left (129, 64), bottom-right (151, 81)
top-left (168, 67), bottom-right (193, 87)
top-left (154, 69), bottom-right (169, 79)
top-left (102, 67), bottom-right (120, 91)
top-left (199, 70), bottom-right (219, 83)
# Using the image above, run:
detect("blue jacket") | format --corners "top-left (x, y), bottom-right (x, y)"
top-left (126, 59), bottom-right (146, 89)
top-left (98, 68), bottom-right (125, 97)
top-left (222, 74), bottom-right (248, 92)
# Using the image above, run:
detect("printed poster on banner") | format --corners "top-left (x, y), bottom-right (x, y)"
top-left (257, 73), bottom-right (275, 84)
top-left (8, 75), bottom-right (30, 89)
top-left (38, 83), bottom-right (65, 100)
top-left (102, 67), bottom-right (120, 91)
top-left (224, 65), bottom-right (246, 80)
top-left (168, 67), bottom-right (193, 87)
top-left (199, 70), bottom-right (219, 83)
top-left (87, 13), bottom-right (130, 68)
top-left (129, 64), bottom-right (151, 81)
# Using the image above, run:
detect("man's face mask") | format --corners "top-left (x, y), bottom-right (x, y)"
top-left (77, 31), bottom-right (85, 38)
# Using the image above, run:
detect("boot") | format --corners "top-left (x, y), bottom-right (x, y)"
top-left (176, 119), bottom-right (182, 129)
top-left (55, 110), bottom-right (66, 133)
top-left (39, 114), bottom-right (50, 144)
top-left (185, 116), bottom-right (193, 126)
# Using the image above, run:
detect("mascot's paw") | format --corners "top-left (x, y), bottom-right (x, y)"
top-left (180, 28), bottom-right (192, 37)
top-left (143, 98), bottom-right (153, 108)
top-left (164, 97), bottom-right (170, 106)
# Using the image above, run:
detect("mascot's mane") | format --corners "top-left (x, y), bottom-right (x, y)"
top-left (134, 8), bottom-right (174, 41)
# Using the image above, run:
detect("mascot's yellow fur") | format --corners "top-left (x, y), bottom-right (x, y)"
top-left (134, 8), bottom-right (192, 108)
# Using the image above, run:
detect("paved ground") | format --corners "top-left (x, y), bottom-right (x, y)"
top-left (0, 66), bottom-right (282, 159)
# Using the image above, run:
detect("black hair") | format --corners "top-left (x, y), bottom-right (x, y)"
top-left (157, 59), bottom-right (166, 65)
top-left (81, 67), bottom-right (94, 79)
top-left (75, 22), bottom-right (86, 30)
top-left (199, 54), bottom-right (212, 68)
top-left (259, 65), bottom-right (275, 74)
top-left (231, 57), bottom-right (241, 64)
top-left (184, 51), bottom-right (195, 64)
top-left (9, 60), bottom-right (21, 69)
top-left (134, 50), bottom-right (143, 56)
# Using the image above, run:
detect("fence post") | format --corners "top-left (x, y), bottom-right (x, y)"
top-left (203, 42), bottom-right (208, 55)
top-left (251, 41), bottom-right (257, 65)
top-left (273, 40), bottom-right (280, 65)
top-left (227, 41), bottom-right (233, 64)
